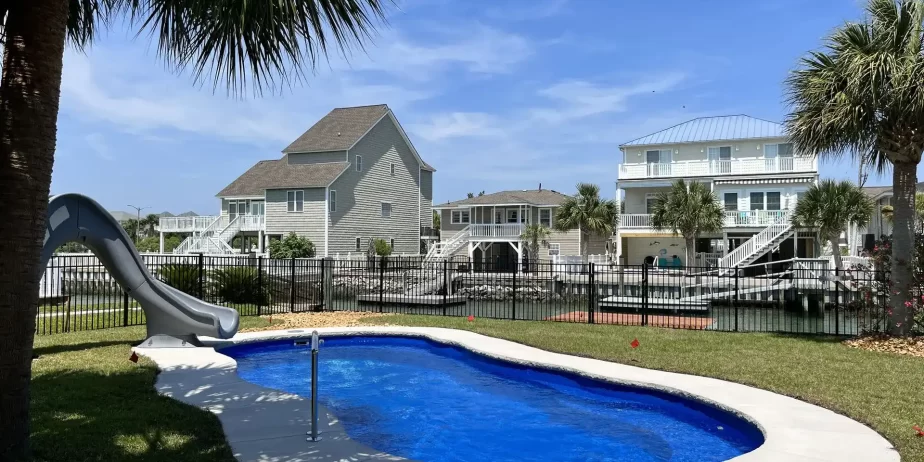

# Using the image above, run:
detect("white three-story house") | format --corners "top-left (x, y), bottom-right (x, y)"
top-left (616, 115), bottom-right (819, 268)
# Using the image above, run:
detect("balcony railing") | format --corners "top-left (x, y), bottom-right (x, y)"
top-left (420, 226), bottom-right (440, 238)
top-left (156, 216), bottom-right (218, 232)
top-left (238, 215), bottom-right (265, 231)
top-left (618, 157), bottom-right (815, 180)
top-left (617, 211), bottom-right (792, 230)
top-left (619, 214), bottom-right (652, 228)
top-left (469, 223), bottom-right (526, 239)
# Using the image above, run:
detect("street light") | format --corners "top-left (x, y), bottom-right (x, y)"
top-left (127, 204), bottom-right (150, 245)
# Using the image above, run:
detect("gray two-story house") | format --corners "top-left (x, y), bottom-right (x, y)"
top-left (156, 104), bottom-right (435, 256)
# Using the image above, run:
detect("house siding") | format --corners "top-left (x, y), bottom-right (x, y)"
top-left (328, 116), bottom-right (421, 255)
top-left (264, 188), bottom-right (326, 256)
top-left (420, 169), bottom-right (433, 228)
top-left (287, 151), bottom-right (347, 165)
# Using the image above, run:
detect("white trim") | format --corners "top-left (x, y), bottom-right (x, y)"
top-left (451, 209), bottom-right (470, 224)
top-left (418, 166), bottom-right (422, 243)
top-left (538, 207), bottom-right (553, 228)
top-left (324, 186), bottom-right (329, 256)
top-left (286, 190), bottom-right (304, 213)
top-left (548, 242), bottom-right (561, 256)
top-left (219, 195), bottom-right (264, 200)
top-left (381, 201), bottom-right (392, 218)
top-left (355, 154), bottom-right (363, 172)
top-left (328, 190), bottom-right (337, 213)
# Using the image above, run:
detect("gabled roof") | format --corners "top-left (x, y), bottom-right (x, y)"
top-left (436, 189), bottom-right (571, 207)
top-left (620, 115), bottom-right (785, 147)
top-left (863, 182), bottom-right (924, 200)
top-left (216, 158), bottom-right (349, 197)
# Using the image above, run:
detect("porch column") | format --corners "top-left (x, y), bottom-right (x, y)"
top-left (468, 241), bottom-right (474, 264)
top-left (512, 241), bottom-right (523, 273)
top-left (258, 230), bottom-right (265, 253)
top-left (722, 231), bottom-right (729, 258)
top-left (159, 232), bottom-right (164, 253)
top-left (794, 229), bottom-right (799, 259)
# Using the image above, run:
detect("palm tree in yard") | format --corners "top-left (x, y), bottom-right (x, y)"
top-left (0, 1), bottom-right (388, 458)
top-left (554, 183), bottom-right (619, 257)
top-left (649, 180), bottom-right (724, 270)
top-left (784, 0), bottom-right (924, 335)
top-left (520, 223), bottom-right (552, 268)
top-left (790, 180), bottom-right (874, 271)
top-left (141, 214), bottom-right (160, 239)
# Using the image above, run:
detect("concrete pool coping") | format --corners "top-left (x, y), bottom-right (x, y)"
top-left (136, 326), bottom-right (899, 462)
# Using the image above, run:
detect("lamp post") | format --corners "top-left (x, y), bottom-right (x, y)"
top-left (127, 204), bottom-right (149, 245)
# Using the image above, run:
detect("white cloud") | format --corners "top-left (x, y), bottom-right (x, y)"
top-left (84, 133), bottom-right (113, 160)
top-left (531, 73), bottom-right (687, 123)
top-left (407, 112), bottom-right (506, 141)
top-left (485, 0), bottom-right (569, 21)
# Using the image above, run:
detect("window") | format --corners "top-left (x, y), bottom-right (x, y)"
top-left (451, 210), bottom-right (470, 224)
top-left (507, 209), bottom-right (519, 223)
top-left (765, 143), bottom-right (795, 171)
top-left (645, 149), bottom-right (672, 163)
top-left (390, 163), bottom-right (395, 176)
top-left (390, 238), bottom-right (395, 249)
top-left (548, 243), bottom-right (561, 256)
top-left (766, 192), bottom-right (781, 210)
top-left (355, 237), bottom-right (362, 251)
top-left (381, 202), bottom-right (392, 218)
top-left (539, 208), bottom-right (552, 227)
top-left (250, 200), bottom-right (264, 216)
top-left (708, 146), bottom-right (732, 174)
top-left (287, 190), bottom-right (304, 212)
top-left (707, 146), bottom-right (732, 161)
top-left (723, 193), bottom-right (738, 211)
top-left (749, 192), bottom-right (765, 211)
top-left (495, 210), bottom-right (503, 224)
top-left (645, 193), bottom-right (658, 213)
top-left (329, 190), bottom-right (336, 212)
top-left (355, 155), bottom-right (363, 172)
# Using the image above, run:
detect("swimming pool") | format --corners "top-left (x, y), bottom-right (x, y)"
top-left (223, 336), bottom-right (763, 462)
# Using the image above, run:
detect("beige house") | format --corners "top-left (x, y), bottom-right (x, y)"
top-left (156, 104), bottom-right (436, 256)
top-left (430, 189), bottom-right (609, 270)
top-left (617, 115), bottom-right (820, 268)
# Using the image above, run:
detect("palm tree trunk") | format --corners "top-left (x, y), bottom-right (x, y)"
top-left (890, 160), bottom-right (916, 336)
top-left (0, 1), bottom-right (69, 458)
top-left (580, 226), bottom-right (588, 258)
top-left (684, 236), bottom-right (695, 274)
top-left (830, 234), bottom-right (844, 271)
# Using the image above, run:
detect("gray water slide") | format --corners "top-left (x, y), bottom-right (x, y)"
top-left (41, 193), bottom-right (239, 347)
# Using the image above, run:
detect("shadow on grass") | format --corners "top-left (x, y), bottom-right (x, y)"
top-left (31, 368), bottom-right (234, 462)
top-left (33, 339), bottom-right (139, 357)
top-left (766, 332), bottom-right (847, 344)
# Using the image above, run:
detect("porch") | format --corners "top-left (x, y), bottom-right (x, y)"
top-left (618, 210), bottom-right (791, 230)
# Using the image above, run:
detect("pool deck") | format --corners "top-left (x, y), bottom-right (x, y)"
top-left (136, 327), bottom-right (898, 462)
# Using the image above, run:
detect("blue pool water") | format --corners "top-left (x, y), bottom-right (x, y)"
top-left (223, 336), bottom-right (763, 461)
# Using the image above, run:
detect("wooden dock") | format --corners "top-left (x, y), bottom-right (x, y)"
top-left (356, 294), bottom-right (467, 308)
top-left (598, 296), bottom-right (709, 312)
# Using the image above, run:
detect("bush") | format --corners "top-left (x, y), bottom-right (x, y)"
top-left (373, 238), bottom-right (392, 257)
top-left (159, 264), bottom-right (200, 295)
top-left (209, 267), bottom-right (267, 305)
top-left (268, 232), bottom-right (316, 258)
top-left (136, 236), bottom-right (160, 253)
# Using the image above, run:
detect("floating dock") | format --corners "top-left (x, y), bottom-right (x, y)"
top-left (356, 294), bottom-right (467, 308)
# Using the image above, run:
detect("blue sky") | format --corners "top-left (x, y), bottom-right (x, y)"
top-left (52, 0), bottom-right (881, 215)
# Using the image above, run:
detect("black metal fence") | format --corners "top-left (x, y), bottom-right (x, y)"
top-left (36, 254), bottom-right (906, 337)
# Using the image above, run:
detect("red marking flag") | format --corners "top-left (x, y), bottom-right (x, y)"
top-left (467, 315), bottom-right (475, 322)
top-left (914, 425), bottom-right (924, 437)
top-left (129, 352), bottom-right (139, 363)
top-left (630, 338), bottom-right (640, 349)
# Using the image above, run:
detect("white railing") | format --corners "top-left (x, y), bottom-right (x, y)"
top-left (238, 214), bottom-right (265, 231)
top-left (719, 210), bottom-right (792, 268)
top-left (469, 223), bottom-right (526, 238)
top-left (173, 236), bottom-right (195, 254)
top-left (426, 225), bottom-right (471, 260)
top-left (723, 210), bottom-right (789, 227)
top-left (618, 157), bottom-right (816, 180)
top-left (618, 214), bottom-right (651, 228)
top-left (156, 215), bottom-right (218, 232)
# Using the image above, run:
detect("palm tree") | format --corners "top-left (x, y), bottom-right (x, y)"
top-left (649, 180), bottom-right (724, 270)
top-left (784, 0), bottom-right (924, 335)
top-left (0, 2), bottom-right (388, 457)
top-left (520, 223), bottom-right (552, 269)
top-left (554, 183), bottom-right (618, 257)
top-left (141, 214), bottom-right (160, 239)
top-left (791, 180), bottom-right (874, 271)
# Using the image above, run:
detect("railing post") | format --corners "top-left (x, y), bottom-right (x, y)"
top-left (122, 290), bottom-right (130, 326)
top-left (734, 265), bottom-right (740, 332)
top-left (378, 256), bottom-right (386, 313)
top-left (512, 265), bottom-right (517, 320)
top-left (442, 259), bottom-right (448, 316)
top-left (257, 256), bottom-right (264, 316)
top-left (197, 253), bottom-right (205, 299)
top-left (588, 262), bottom-right (595, 324)
top-left (641, 262), bottom-right (649, 326)
top-left (290, 257), bottom-right (296, 312)
top-left (319, 258), bottom-right (326, 311)
top-left (834, 266), bottom-right (840, 335)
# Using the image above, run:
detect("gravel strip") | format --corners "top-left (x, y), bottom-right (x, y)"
top-left (241, 311), bottom-right (392, 332)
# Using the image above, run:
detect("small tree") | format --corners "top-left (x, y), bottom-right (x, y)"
top-left (520, 224), bottom-right (551, 260)
top-left (268, 233), bottom-right (316, 259)
top-left (649, 180), bottom-right (724, 270)
top-left (554, 183), bottom-right (618, 257)
top-left (432, 210), bottom-right (440, 231)
top-left (373, 238), bottom-right (393, 256)
top-left (791, 180), bottom-right (874, 271)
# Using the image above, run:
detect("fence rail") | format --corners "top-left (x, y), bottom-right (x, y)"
top-left (34, 254), bottom-right (912, 337)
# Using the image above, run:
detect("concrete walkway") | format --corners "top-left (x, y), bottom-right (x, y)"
top-left (137, 326), bottom-right (899, 462)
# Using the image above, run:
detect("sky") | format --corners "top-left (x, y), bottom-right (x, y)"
top-left (51, 0), bottom-right (886, 215)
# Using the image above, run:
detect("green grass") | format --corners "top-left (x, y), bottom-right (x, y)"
top-left (29, 316), bottom-right (279, 462)
top-left (367, 315), bottom-right (924, 462)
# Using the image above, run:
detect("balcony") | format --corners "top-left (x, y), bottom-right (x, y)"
top-left (421, 226), bottom-right (440, 239)
top-left (237, 215), bottom-right (265, 231)
top-left (469, 223), bottom-right (526, 240)
top-left (618, 210), bottom-right (791, 230)
top-left (156, 216), bottom-right (218, 232)
top-left (618, 157), bottom-right (816, 180)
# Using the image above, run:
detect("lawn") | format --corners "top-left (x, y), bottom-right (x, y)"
top-left (27, 314), bottom-right (924, 461)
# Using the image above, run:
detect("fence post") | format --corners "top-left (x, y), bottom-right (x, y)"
top-left (122, 290), bottom-right (129, 326)
top-left (641, 262), bottom-right (648, 326)
top-left (588, 262), bottom-right (595, 324)
top-left (257, 256), bottom-right (264, 316)
top-left (289, 257), bottom-right (296, 313)
top-left (378, 256), bottom-right (386, 313)
top-left (442, 259), bottom-right (448, 317)
top-left (197, 253), bottom-right (205, 299)
top-left (734, 265), bottom-right (740, 332)
top-left (834, 266), bottom-right (840, 336)
top-left (319, 258), bottom-right (326, 311)
top-left (512, 265), bottom-right (518, 320)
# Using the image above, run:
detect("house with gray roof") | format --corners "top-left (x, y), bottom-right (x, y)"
top-left (430, 188), bottom-right (609, 270)
top-left (854, 182), bottom-right (924, 253)
top-left (616, 115), bottom-right (820, 268)
top-left (157, 104), bottom-right (435, 256)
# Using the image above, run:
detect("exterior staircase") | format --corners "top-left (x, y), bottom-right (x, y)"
top-left (172, 216), bottom-right (240, 255)
top-left (718, 211), bottom-right (793, 271)
top-left (424, 225), bottom-right (470, 262)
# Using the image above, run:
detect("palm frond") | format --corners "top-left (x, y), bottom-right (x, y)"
top-left (649, 179), bottom-right (724, 239)
top-left (791, 179), bottom-right (874, 238)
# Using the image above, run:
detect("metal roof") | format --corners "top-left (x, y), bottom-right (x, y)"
top-left (620, 115), bottom-right (784, 147)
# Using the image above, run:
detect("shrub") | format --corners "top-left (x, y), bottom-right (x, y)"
top-left (268, 232), bottom-right (316, 258)
top-left (209, 267), bottom-right (267, 305)
top-left (373, 238), bottom-right (392, 257)
top-left (159, 264), bottom-right (200, 295)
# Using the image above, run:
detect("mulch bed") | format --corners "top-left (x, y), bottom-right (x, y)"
top-left (545, 311), bottom-right (716, 329)
top-left (242, 311), bottom-right (392, 332)
top-left (843, 335), bottom-right (924, 358)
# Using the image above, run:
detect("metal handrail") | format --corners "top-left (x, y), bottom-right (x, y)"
top-left (309, 330), bottom-right (320, 442)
